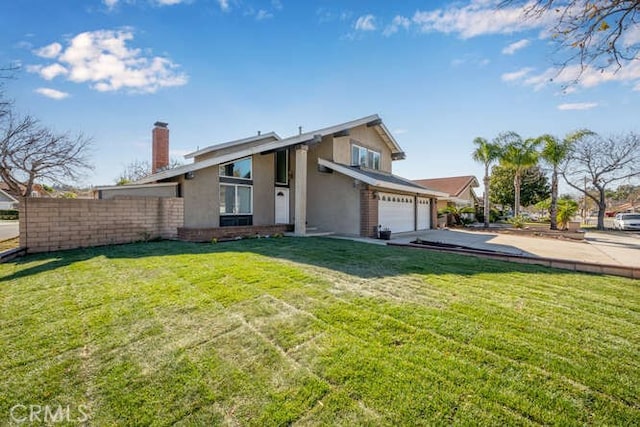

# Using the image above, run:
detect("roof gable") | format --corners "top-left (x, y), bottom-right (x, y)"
top-left (134, 114), bottom-right (406, 184)
top-left (184, 132), bottom-right (281, 159)
top-left (413, 176), bottom-right (479, 197)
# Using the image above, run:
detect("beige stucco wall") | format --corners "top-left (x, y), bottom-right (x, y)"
top-left (179, 166), bottom-right (219, 227)
top-left (99, 185), bottom-right (178, 199)
top-left (332, 124), bottom-right (393, 173)
top-left (307, 142), bottom-right (360, 235)
top-left (167, 152), bottom-right (280, 228)
top-left (456, 186), bottom-right (477, 205)
top-left (252, 153), bottom-right (275, 225)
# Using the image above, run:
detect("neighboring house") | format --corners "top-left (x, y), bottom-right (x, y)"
top-left (0, 181), bottom-right (52, 199)
top-left (96, 116), bottom-right (448, 237)
top-left (412, 176), bottom-right (480, 212)
top-left (0, 188), bottom-right (18, 210)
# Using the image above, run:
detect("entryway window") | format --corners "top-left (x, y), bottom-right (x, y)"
top-left (275, 149), bottom-right (288, 185)
top-left (220, 184), bottom-right (252, 214)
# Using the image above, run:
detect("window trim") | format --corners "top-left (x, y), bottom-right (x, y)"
top-left (219, 156), bottom-right (253, 181)
top-left (219, 183), bottom-right (253, 215)
top-left (351, 143), bottom-right (381, 170)
top-left (275, 149), bottom-right (289, 186)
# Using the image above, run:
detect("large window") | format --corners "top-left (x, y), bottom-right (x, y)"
top-left (275, 149), bottom-right (288, 185)
top-left (351, 144), bottom-right (381, 170)
top-left (220, 157), bottom-right (252, 180)
top-left (220, 184), bottom-right (252, 215)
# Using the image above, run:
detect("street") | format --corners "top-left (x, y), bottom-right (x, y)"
top-left (0, 221), bottom-right (19, 240)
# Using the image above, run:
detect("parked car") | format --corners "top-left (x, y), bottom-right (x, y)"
top-left (613, 213), bottom-right (640, 230)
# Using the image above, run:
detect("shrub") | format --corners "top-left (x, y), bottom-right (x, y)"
top-left (508, 215), bottom-right (527, 229)
top-left (557, 199), bottom-right (579, 230)
top-left (0, 209), bottom-right (18, 220)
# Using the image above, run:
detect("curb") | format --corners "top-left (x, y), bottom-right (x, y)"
top-left (388, 242), bottom-right (640, 280)
top-left (0, 247), bottom-right (27, 263)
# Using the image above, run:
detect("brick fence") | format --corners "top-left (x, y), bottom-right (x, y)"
top-left (178, 224), bottom-right (292, 242)
top-left (19, 197), bottom-right (184, 253)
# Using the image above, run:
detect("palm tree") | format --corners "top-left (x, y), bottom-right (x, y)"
top-left (538, 134), bottom-right (568, 230)
top-left (538, 130), bottom-right (591, 230)
top-left (496, 132), bottom-right (540, 216)
top-left (472, 137), bottom-right (501, 228)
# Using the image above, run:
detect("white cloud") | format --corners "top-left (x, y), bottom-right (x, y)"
top-left (217, 0), bottom-right (229, 11)
top-left (39, 63), bottom-right (68, 80)
top-left (103, 0), bottom-right (118, 9)
top-left (513, 61), bottom-right (640, 91)
top-left (383, 15), bottom-right (411, 37)
top-left (255, 9), bottom-right (273, 21)
top-left (411, 0), bottom-right (551, 39)
top-left (29, 30), bottom-right (188, 94)
top-left (271, 0), bottom-right (282, 10)
top-left (557, 102), bottom-right (598, 111)
top-left (34, 88), bottom-right (70, 100)
top-left (501, 67), bottom-right (534, 82)
top-left (34, 42), bottom-right (62, 59)
top-left (354, 14), bottom-right (376, 32)
top-left (502, 39), bottom-right (530, 55)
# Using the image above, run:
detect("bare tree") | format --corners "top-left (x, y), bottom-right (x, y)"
top-left (115, 158), bottom-right (183, 185)
top-left (0, 112), bottom-right (93, 197)
top-left (500, 1), bottom-right (640, 75)
top-left (562, 132), bottom-right (640, 230)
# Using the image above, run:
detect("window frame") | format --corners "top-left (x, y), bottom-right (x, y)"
top-left (275, 149), bottom-right (289, 186)
top-left (351, 143), bottom-right (381, 170)
top-left (219, 157), bottom-right (252, 180)
top-left (219, 183), bottom-right (253, 215)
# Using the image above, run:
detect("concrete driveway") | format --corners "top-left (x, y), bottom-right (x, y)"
top-left (0, 221), bottom-right (19, 241)
top-left (389, 228), bottom-right (640, 268)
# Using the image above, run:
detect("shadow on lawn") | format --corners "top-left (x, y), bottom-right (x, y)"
top-left (0, 237), bottom-right (579, 282)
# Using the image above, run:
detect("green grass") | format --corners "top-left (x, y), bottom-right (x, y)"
top-left (1, 238), bottom-right (639, 425)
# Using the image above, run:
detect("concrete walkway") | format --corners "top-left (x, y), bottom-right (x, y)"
top-left (333, 228), bottom-right (640, 268)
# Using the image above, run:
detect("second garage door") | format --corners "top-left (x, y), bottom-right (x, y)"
top-left (378, 193), bottom-right (415, 233)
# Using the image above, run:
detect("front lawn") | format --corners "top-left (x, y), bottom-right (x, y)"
top-left (1, 238), bottom-right (638, 425)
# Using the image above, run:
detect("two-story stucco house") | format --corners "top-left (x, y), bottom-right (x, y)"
top-left (96, 115), bottom-right (447, 239)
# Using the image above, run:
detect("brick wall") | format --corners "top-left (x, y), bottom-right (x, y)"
top-left (178, 224), bottom-right (292, 242)
top-left (19, 196), bottom-right (184, 253)
top-left (360, 188), bottom-right (379, 237)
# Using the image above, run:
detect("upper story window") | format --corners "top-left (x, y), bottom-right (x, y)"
top-left (275, 149), bottom-right (288, 185)
top-left (351, 144), bottom-right (381, 170)
top-left (219, 157), bottom-right (252, 180)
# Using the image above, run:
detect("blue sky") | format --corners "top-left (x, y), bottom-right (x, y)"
top-left (1, 0), bottom-right (639, 187)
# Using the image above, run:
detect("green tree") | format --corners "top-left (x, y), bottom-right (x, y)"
top-left (496, 132), bottom-right (541, 216)
top-left (490, 164), bottom-right (550, 212)
top-left (471, 137), bottom-right (502, 228)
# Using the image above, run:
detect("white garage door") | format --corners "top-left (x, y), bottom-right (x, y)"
top-left (417, 198), bottom-right (431, 230)
top-left (378, 193), bottom-right (415, 233)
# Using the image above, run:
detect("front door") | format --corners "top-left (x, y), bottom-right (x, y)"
top-left (275, 188), bottom-right (289, 224)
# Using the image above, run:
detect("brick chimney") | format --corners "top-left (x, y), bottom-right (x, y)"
top-left (152, 121), bottom-right (169, 173)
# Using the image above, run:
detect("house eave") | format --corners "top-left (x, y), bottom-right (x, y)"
top-left (317, 158), bottom-right (449, 198)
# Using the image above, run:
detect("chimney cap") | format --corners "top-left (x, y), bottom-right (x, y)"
top-left (154, 121), bottom-right (169, 128)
